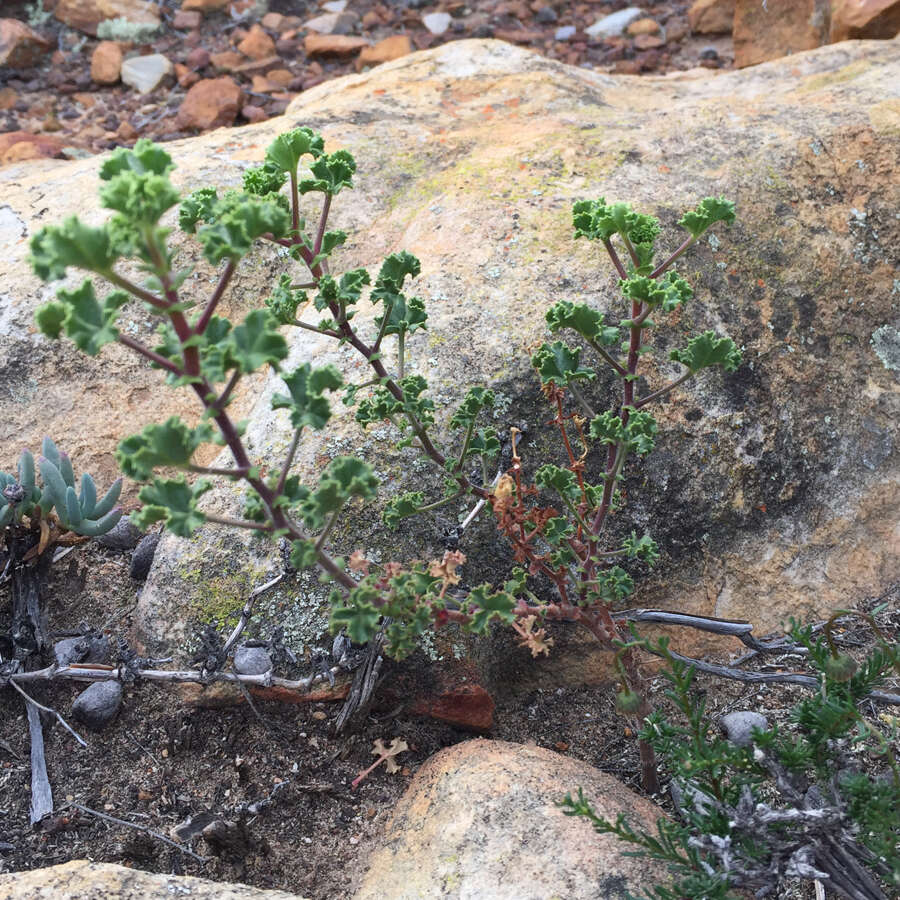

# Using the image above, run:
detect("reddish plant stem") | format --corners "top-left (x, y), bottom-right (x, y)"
top-left (195, 259), bottom-right (236, 334)
top-left (116, 335), bottom-right (183, 376)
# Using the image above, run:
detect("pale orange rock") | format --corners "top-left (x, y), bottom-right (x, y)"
top-left (116, 120), bottom-right (138, 140)
top-left (0, 18), bottom-right (52, 68)
top-left (356, 741), bottom-right (669, 899)
top-left (209, 49), bottom-right (244, 71)
top-left (260, 11), bottom-right (284, 30)
top-left (241, 104), bottom-right (268, 123)
top-left (0, 131), bottom-right (68, 164)
top-left (303, 33), bottom-right (368, 56)
top-left (180, 0), bottom-right (229, 11)
top-left (0, 86), bottom-right (17, 109)
top-left (176, 76), bottom-right (243, 130)
top-left (830, 0), bottom-right (900, 40)
top-left (54, 0), bottom-right (160, 36)
top-left (687, 0), bottom-right (735, 33)
top-left (265, 67), bottom-right (294, 87)
top-left (238, 23), bottom-right (276, 59)
top-left (626, 17), bottom-right (661, 35)
top-left (734, 0), bottom-right (827, 67)
top-left (174, 61), bottom-right (199, 87)
top-left (90, 40), bottom-right (123, 84)
top-left (357, 33), bottom-right (413, 68)
top-left (634, 33), bottom-right (665, 48)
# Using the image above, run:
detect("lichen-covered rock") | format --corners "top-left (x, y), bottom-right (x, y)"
top-left (354, 739), bottom-right (669, 899)
top-left (54, 0), bottom-right (160, 37)
top-left (0, 860), bottom-right (306, 899)
top-left (1, 41), bottom-right (898, 686)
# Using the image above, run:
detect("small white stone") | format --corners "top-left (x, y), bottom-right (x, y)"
top-left (121, 53), bottom-right (172, 94)
top-left (322, 0), bottom-right (346, 11)
top-left (585, 7), bottom-right (643, 39)
top-left (422, 11), bottom-right (452, 35)
top-left (304, 12), bottom-right (342, 33)
top-left (554, 25), bottom-right (576, 41)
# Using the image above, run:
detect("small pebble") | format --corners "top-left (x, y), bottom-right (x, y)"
top-left (233, 645), bottom-right (272, 675)
top-left (720, 711), bottom-right (769, 747)
top-left (422, 12), bottom-right (452, 35)
top-left (554, 25), bottom-right (576, 41)
top-left (130, 532), bottom-right (160, 581)
top-left (699, 46), bottom-right (719, 61)
top-left (535, 6), bottom-right (558, 24)
top-left (72, 681), bottom-right (122, 731)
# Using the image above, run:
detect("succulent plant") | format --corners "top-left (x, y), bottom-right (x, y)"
top-left (0, 437), bottom-right (123, 537)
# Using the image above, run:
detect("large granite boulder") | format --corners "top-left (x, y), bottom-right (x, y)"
top-left (1, 40), bottom-right (898, 677)
top-left (354, 739), bottom-right (669, 899)
top-left (0, 860), bottom-right (305, 899)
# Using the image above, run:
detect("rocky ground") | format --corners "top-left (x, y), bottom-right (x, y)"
top-left (1, 534), bottom-right (897, 898)
top-left (0, 0), bottom-right (734, 160)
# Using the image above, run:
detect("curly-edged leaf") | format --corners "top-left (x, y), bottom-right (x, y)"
top-left (179, 187), bottom-right (218, 234)
top-left (331, 583), bottom-right (382, 644)
top-left (592, 566), bottom-right (634, 603)
top-left (679, 197), bottom-right (735, 238)
top-left (468, 428), bottom-right (500, 460)
top-left (545, 300), bottom-right (619, 346)
top-left (266, 273), bottom-right (307, 325)
top-left (298, 149), bottom-right (356, 196)
top-left (382, 491), bottom-right (424, 529)
top-left (535, 464), bottom-right (580, 502)
top-left (312, 267), bottom-right (370, 312)
top-left (573, 198), bottom-right (660, 249)
top-left (396, 375), bottom-right (435, 427)
top-left (544, 516), bottom-right (575, 545)
top-left (34, 301), bottom-right (66, 339)
top-left (620, 272), bottom-right (693, 311)
top-left (464, 583), bottom-right (516, 633)
top-left (265, 127), bottom-right (324, 175)
top-left (670, 330), bottom-right (742, 373)
top-left (450, 387), bottom-right (495, 430)
top-left (289, 538), bottom-right (319, 569)
top-left (100, 172), bottom-right (180, 225)
top-left (624, 410), bottom-right (658, 456)
top-left (117, 417), bottom-right (214, 482)
top-left (132, 476), bottom-right (212, 537)
top-left (622, 532), bottom-right (660, 565)
top-left (99, 139), bottom-right (174, 180)
top-left (310, 230), bottom-right (348, 268)
top-left (30, 217), bottom-right (118, 281)
top-left (589, 412), bottom-right (622, 447)
top-left (271, 362), bottom-right (342, 431)
top-left (195, 192), bottom-right (291, 263)
top-left (47, 280), bottom-right (128, 356)
top-left (591, 409), bottom-right (658, 455)
top-left (300, 456), bottom-right (378, 531)
top-left (227, 309), bottom-right (289, 373)
top-left (532, 340), bottom-right (596, 386)
top-left (373, 294), bottom-right (427, 338)
top-left (356, 388), bottom-right (401, 426)
top-left (242, 161), bottom-right (287, 197)
top-left (371, 251), bottom-right (421, 302)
